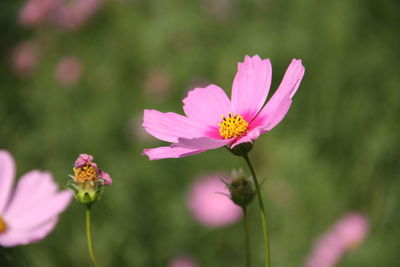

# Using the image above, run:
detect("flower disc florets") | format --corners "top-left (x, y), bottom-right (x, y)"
top-left (68, 154), bottom-right (111, 206)
top-left (219, 113), bottom-right (249, 140)
top-left (0, 216), bottom-right (7, 233)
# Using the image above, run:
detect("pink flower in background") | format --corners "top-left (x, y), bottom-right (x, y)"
top-left (18, 0), bottom-right (60, 27)
top-left (305, 212), bottom-right (369, 267)
top-left (54, 56), bottom-right (83, 87)
top-left (143, 68), bottom-right (172, 102)
top-left (11, 41), bottom-right (40, 78)
top-left (334, 212), bottom-right (369, 250)
top-left (187, 174), bottom-right (242, 227)
top-left (142, 55), bottom-right (305, 160)
top-left (169, 256), bottom-right (197, 267)
top-left (0, 150), bottom-right (72, 247)
top-left (52, 0), bottom-right (102, 30)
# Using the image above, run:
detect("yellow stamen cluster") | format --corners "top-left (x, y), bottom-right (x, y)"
top-left (219, 113), bottom-right (249, 139)
top-left (0, 216), bottom-right (7, 233)
top-left (73, 163), bottom-right (98, 183)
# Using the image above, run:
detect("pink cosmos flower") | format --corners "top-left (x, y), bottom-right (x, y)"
top-left (52, 0), bottom-right (102, 30)
top-left (11, 41), bottom-right (40, 79)
top-left (169, 255), bottom-right (197, 267)
top-left (305, 212), bottom-right (369, 267)
top-left (0, 150), bottom-right (72, 247)
top-left (18, 0), bottom-right (60, 27)
top-left (142, 55), bottom-right (305, 160)
top-left (54, 56), bottom-right (83, 87)
top-left (187, 174), bottom-right (242, 227)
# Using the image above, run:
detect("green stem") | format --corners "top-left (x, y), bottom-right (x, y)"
top-left (243, 207), bottom-right (251, 267)
top-left (86, 206), bottom-right (99, 267)
top-left (243, 154), bottom-right (271, 267)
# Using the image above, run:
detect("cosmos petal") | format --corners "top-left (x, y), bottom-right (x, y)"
top-left (231, 55), bottom-right (272, 121)
top-left (183, 84), bottom-right (231, 127)
top-left (174, 137), bottom-right (231, 149)
top-left (0, 217), bottom-right (58, 247)
top-left (0, 150), bottom-right (15, 214)
top-left (143, 110), bottom-right (207, 143)
top-left (254, 59), bottom-right (304, 132)
top-left (142, 146), bottom-right (204, 160)
top-left (4, 171), bottom-right (72, 229)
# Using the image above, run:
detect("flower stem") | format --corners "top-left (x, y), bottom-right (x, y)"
top-left (243, 207), bottom-right (251, 267)
top-left (86, 205), bottom-right (99, 267)
top-left (243, 154), bottom-right (271, 267)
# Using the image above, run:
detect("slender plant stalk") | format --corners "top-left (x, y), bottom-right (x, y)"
top-left (86, 205), bottom-right (100, 267)
top-left (243, 207), bottom-right (251, 267)
top-left (243, 154), bottom-right (271, 267)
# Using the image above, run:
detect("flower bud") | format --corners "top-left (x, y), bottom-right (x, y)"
top-left (227, 169), bottom-right (255, 207)
top-left (68, 154), bottom-right (111, 206)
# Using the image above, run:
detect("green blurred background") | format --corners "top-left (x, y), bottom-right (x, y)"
top-left (1, 0), bottom-right (399, 266)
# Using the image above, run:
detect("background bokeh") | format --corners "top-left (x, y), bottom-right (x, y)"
top-left (1, 0), bottom-right (399, 266)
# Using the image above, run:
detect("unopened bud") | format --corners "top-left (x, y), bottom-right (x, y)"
top-left (227, 169), bottom-right (255, 207)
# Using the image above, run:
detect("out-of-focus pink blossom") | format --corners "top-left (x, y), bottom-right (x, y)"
top-left (52, 0), bottom-right (102, 30)
top-left (305, 212), bottom-right (369, 267)
top-left (19, 0), bottom-right (60, 27)
top-left (335, 213), bottom-right (369, 250)
top-left (187, 174), bottom-right (242, 227)
top-left (18, 0), bottom-right (101, 30)
top-left (143, 68), bottom-right (171, 102)
top-left (202, 0), bottom-right (234, 22)
top-left (11, 41), bottom-right (40, 78)
top-left (169, 256), bottom-right (197, 267)
top-left (0, 150), bottom-right (72, 247)
top-left (54, 56), bottom-right (83, 87)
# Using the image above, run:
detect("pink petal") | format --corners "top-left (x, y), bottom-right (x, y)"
top-left (173, 137), bottom-right (231, 149)
top-left (4, 171), bottom-right (72, 229)
top-left (183, 84), bottom-right (231, 127)
top-left (0, 150), bottom-right (15, 214)
top-left (231, 55), bottom-right (272, 121)
top-left (142, 110), bottom-right (207, 143)
top-left (254, 59), bottom-right (304, 132)
top-left (0, 217), bottom-right (58, 247)
top-left (230, 127), bottom-right (263, 148)
top-left (142, 146), bottom-right (204, 160)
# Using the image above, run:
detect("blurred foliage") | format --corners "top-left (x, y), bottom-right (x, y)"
top-left (1, 0), bottom-right (399, 266)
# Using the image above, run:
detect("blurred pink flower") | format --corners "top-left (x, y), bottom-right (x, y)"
top-left (305, 212), bottom-right (369, 267)
top-left (143, 68), bottom-right (172, 102)
top-left (169, 256), bottom-right (197, 267)
top-left (52, 0), bottom-right (102, 30)
top-left (142, 55), bottom-right (305, 160)
top-left (334, 212), bottom-right (369, 250)
top-left (54, 56), bottom-right (83, 87)
top-left (202, 0), bottom-right (234, 22)
top-left (11, 41), bottom-right (40, 78)
top-left (19, 0), bottom-right (60, 27)
top-left (0, 150), bottom-right (72, 247)
top-left (187, 174), bottom-right (242, 227)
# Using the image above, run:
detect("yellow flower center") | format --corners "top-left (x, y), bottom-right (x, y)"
top-left (73, 163), bottom-right (98, 183)
top-left (219, 113), bottom-right (249, 139)
top-left (0, 216), bottom-right (7, 233)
